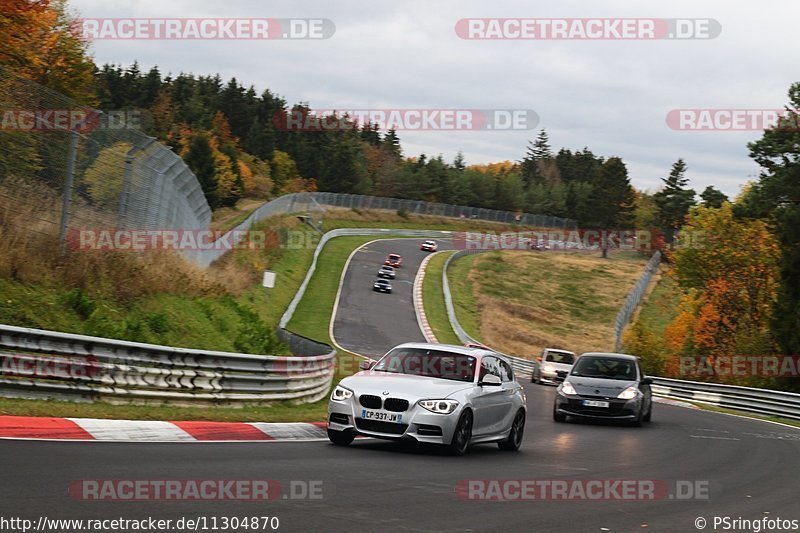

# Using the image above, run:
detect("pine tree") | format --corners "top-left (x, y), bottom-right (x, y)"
top-left (700, 186), bottom-right (728, 208)
top-left (183, 134), bottom-right (219, 207)
top-left (747, 82), bottom-right (800, 355)
top-left (587, 157), bottom-right (635, 256)
top-left (654, 159), bottom-right (697, 241)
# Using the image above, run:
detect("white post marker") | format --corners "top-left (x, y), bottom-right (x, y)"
top-left (262, 270), bottom-right (276, 289)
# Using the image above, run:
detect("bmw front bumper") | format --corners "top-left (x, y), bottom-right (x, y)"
top-left (328, 397), bottom-right (461, 445)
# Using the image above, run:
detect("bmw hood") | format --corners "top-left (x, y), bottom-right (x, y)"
top-left (565, 377), bottom-right (636, 397)
top-left (339, 372), bottom-right (473, 400)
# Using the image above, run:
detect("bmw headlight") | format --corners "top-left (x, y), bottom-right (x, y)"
top-left (419, 399), bottom-right (459, 414)
top-left (560, 381), bottom-right (577, 395)
top-left (331, 385), bottom-right (353, 401)
top-left (617, 386), bottom-right (640, 400)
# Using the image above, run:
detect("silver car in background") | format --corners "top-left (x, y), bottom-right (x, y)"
top-left (327, 343), bottom-right (527, 455)
top-left (532, 348), bottom-right (576, 384)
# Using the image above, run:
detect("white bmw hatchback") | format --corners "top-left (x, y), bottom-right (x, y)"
top-left (327, 343), bottom-right (527, 455)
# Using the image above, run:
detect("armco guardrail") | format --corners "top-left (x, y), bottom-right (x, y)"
top-left (651, 377), bottom-right (800, 421)
top-left (0, 324), bottom-right (335, 405)
top-left (614, 250), bottom-right (662, 351)
top-left (442, 250), bottom-right (536, 379)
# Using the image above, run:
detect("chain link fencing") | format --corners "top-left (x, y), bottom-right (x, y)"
top-left (0, 66), bottom-right (211, 253)
top-left (312, 192), bottom-right (576, 229)
top-left (614, 251), bottom-right (662, 351)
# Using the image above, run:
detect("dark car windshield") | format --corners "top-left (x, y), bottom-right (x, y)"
top-left (571, 356), bottom-right (637, 380)
top-left (372, 348), bottom-right (476, 382)
top-left (546, 351), bottom-right (574, 364)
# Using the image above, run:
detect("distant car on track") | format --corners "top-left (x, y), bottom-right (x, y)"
top-left (378, 265), bottom-right (396, 279)
top-left (327, 342), bottom-right (527, 455)
top-left (385, 253), bottom-right (403, 268)
top-left (420, 240), bottom-right (438, 252)
top-left (553, 352), bottom-right (653, 426)
top-left (373, 279), bottom-right (393, 293)
top-left (532, 348), bottom-right (576, 384)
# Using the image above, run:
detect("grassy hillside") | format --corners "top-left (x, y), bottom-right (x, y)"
top-left (447, 251), bottom-right (649, 357)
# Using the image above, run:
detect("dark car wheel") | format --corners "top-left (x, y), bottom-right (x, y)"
top-left (327, 428), bottom-right (355, 446)
top-left (631, 407), bottom-right (645, 427)
top-left (498, 410), bottom-right (525, 451)
top-left (449, 410), bottom-right (473, 456)
top-left (553, 404), bottom-right (567, 422)
top-left (643, 402), bottom-right (652, 422)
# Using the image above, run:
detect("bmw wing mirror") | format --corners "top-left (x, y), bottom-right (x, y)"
top-left (480, 374), bottom-right (502, 386)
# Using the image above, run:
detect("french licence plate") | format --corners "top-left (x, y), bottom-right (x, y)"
top-left (361, 409), bottom-right (402, 423)
top-left (582, 400), bottom-right (610, 408)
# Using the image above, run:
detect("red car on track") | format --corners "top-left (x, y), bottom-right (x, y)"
top-left (385, 253), bottom-right (402, 268)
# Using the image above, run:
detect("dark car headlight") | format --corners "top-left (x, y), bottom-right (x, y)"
top-left (617, 386), bottom-right (640, 400)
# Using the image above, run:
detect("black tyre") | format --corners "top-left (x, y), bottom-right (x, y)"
top-left (498, 410), bottom-right (525, 451)
top-left (449, 410), bottom-right (473, 456)
top-left (553, 404), bottom-right (567, 422)
top-left (643, 403), bottom-right (652, 422)
top-left (327, 428), bottom-right (355, 446)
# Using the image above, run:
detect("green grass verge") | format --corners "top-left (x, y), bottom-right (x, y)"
top-left (421, 251), bottom-right (461, 345)
top-left (0, 396), bottom-right (328, 423)
top-left (447, 254), bottom-right (483, 341)
top-left (636, 271), bottom-right (682, 337)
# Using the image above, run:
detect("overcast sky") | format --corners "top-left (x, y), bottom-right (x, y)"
top-left (69, 0), bottom-right (800, 198)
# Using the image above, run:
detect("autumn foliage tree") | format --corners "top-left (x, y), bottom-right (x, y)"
top-left (662, 203), bottom-right (780, 381)
top-left (0, 0), bottom-right (94, 102)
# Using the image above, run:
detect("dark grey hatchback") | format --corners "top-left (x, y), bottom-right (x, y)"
top-left (553, 352), bottom-right (653, 426)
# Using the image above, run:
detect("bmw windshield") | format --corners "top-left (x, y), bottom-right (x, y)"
top-left (372, 348), bottom-right (477, 382)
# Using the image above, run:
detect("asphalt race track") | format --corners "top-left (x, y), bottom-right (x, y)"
top-left (2, 238), bottom-right (800, 532)
top-left (3, 390), bottom-right (800, 532)
top-left (332, 237), bottom-right (454, 358)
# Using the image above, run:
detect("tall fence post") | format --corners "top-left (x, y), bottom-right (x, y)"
top-left (58, 131), bottom-right (79, 252)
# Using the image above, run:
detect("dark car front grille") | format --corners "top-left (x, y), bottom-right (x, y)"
top-left (566, 398), bottom-right (630, 416)
top-left (355, 418), bottom-right (408, 435)
top-left (383, 398), bottom-right (409, 412)
top-left (359, 394), bottom-right (382, 409)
